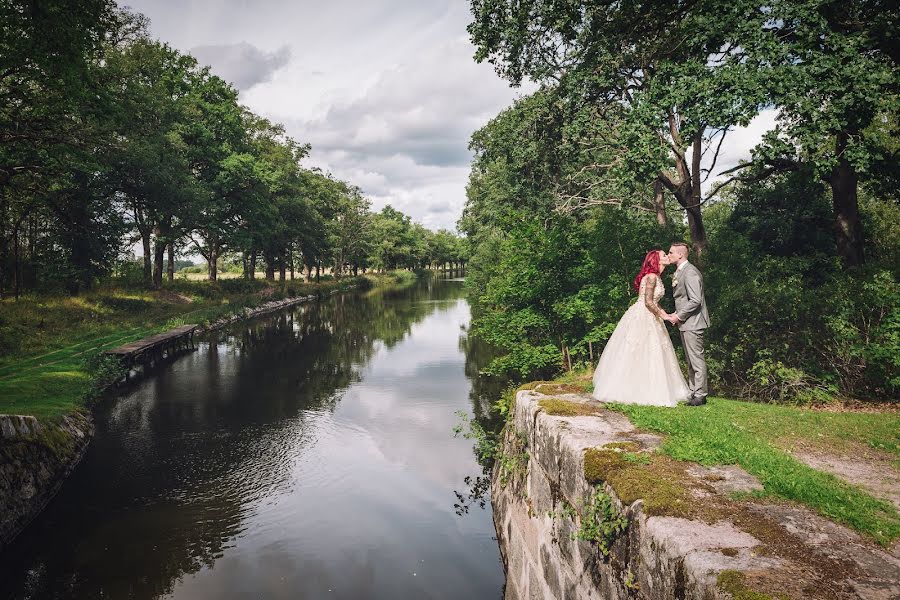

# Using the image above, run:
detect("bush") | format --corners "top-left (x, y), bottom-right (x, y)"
top-left (178, 265), bottom-right (205, 274)
top-left (704, 170), bottom-right (900, 401)
top-left (744, 354), bottom-right (835, 404)
top-left (82, 352), bottom-right (127, 398)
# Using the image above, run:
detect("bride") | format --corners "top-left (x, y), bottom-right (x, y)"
top-left (592, 250), bottom-right (689, 407)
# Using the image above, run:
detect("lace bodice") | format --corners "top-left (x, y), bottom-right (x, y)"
top-left (639, 274), bottom-right (665, 319)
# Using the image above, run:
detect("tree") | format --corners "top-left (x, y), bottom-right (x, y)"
top-left (468, 0), bottom-right (769, 255)
top-left (329, 183), bottom-right (370, 277)
top-left (104, 38), bottom-right (202, 288)
top-left (717, 0), bottom-right (900, 267)
top-left (181, 73), bottom-right (249, 281)
top-left (0, 0), bottom-right (127, 297)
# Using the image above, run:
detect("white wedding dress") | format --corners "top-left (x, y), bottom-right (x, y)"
top-left (592, 274), bottom-right (689, 407)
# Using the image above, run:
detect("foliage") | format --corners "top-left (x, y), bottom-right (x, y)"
top-left (466, 105), bottom-right (899, 401)
top-left (453, 409), bottom-right (499, 466)
top-left (0, 6), bottom-right (466, 298)
top-left (82, 352), bottom-right (127, 398)
top-left (576, 486), bottom-right (629, 556)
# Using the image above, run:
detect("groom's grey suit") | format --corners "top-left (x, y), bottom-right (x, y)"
top-left (673, 261), bottom-right (710, 404)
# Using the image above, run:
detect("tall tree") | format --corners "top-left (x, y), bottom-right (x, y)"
top-left (105, 38), bottom-right (201, 288)
top-left (718, 0), bottom-right (899, 267)
top-left (181, 73), bottom-right (248, 281)
top-left (468, 0), bottom-right (769, 255)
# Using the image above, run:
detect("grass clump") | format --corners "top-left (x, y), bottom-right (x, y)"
top-left (609, 398), bottom-right (900, 545)
top-left (717, 570), bottom-right (791, 600)
top-left (539, 397), bottom-right (604, 417)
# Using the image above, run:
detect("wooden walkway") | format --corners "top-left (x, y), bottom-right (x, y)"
top-left (104, 324), bottom-right (198, 371)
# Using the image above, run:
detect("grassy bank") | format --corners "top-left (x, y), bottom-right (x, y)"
top-left (0, 271), bottom-right (421, 420)
top-left (511, 369), bottom-right (900, 546)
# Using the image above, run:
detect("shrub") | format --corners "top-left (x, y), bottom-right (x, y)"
top-left (82, 352), bottom-right (127, 398)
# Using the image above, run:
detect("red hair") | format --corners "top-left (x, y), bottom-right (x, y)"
top-left (633, 250), bottom-right (662, 292)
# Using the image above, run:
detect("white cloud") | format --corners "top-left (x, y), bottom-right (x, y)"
top-left (123, 0), bottom-right (772, 229)
top-left (190, 42), bottom-right (291, 90)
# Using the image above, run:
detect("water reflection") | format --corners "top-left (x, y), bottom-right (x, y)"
top-left (1, 277), bottom-right (503, 600)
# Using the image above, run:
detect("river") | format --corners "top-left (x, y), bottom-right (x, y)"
top-left (1, 276), bottom-right (505, 600)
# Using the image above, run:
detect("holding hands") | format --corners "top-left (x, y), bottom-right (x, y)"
top-left (664, 313), bottom-right (681, 326)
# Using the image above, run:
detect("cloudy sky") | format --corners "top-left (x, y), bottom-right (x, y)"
top-left (125, 0), bottom-right (773, 232)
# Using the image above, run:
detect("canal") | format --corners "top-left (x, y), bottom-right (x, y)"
top-left (1, 276), bottom-right (505, 599)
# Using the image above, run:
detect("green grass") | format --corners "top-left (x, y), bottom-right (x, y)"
top-left (607, 397), bottom-right (900, 545)
top-left (0, 272), bottom-right (414, 420)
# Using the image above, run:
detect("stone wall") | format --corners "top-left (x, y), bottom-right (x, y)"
top-left (0, 412), bottom-right (93, 550)
top-left (492, 387), bottom-right (900, 599)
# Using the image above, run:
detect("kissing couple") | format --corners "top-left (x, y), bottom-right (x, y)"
top-left (591, 242), bottom-right (710, 407)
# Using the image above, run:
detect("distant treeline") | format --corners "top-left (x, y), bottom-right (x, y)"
top-left (0, 1), bottom-right (467, 297)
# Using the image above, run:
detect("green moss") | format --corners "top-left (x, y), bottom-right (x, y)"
top-left (539, 397), bottom-right (604, 417)
top-left (717, 570), bottom-right (791, 600)
top-left (603, 441), bottom-right (641, 452)
top-left (608, 398), bottom-right (900, 545)
top-left (517, 380), bottom-right (556, 392)
top-left (584, 449), bottom-right (696, 518)
top-left (584, 448), bottom-right (627, 483)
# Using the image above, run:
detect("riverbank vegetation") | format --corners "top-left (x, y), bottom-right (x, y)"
top-left (462, 0), bottom-right (898, 405)
top-left (1, 1), bottom-right (468, 301)
top-left (0, 271), bottom-right (423, 419)
top-left (0, 1), bottom-right (469, 417)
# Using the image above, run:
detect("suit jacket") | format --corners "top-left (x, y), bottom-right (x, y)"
top-left (673, 261), bottom-right (709, 331)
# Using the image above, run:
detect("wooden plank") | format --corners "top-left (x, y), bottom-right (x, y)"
top-left (104, 325), bottom-right (198, 357)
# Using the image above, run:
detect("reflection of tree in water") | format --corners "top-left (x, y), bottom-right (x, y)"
top-left (454, 315), bottom-right (511, 517)
top-left (1, 279), bottom-right (461, 600)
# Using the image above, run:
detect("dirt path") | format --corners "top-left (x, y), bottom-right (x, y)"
top-left (792, 447), bottom-right (900, 510)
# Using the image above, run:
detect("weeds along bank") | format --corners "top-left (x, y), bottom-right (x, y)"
top-left (0, 270), bottom-right (423, 550)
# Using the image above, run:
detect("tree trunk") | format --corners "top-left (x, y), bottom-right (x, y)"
top-left (249, 250), bottom-right (257, 280)
top-left (152, 237), bottom-right (165, 289)
top-left (207, 242), bottom-right (218, 282)
top-left (653, 178), bottom-right (668, 227)
top-left (167, 242), bottom-right (175, 282)
top-left (13, 224), bottom-right (20, 301)
top-left (265, 259), bottom-right (275, 281)
top-left (660, 122), bottom-right (708, 257)
top-left (830, 134), bottom-right (864, 267)
top-left (278, 256), bottom-right (286, 281)
top-left (315, 262), bottom-right (320, 283)
top-left (141, 233), bottom-right (153, 286)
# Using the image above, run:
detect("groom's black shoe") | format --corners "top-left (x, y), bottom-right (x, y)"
top-left (686, 398), bottom-right (707, 406)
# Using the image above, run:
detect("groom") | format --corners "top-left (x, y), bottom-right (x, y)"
top-left (663, 243), bottom-right (710, 406)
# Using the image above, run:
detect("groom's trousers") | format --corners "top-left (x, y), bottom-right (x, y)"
top-left (680, 330), bottom-right (708, 403)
